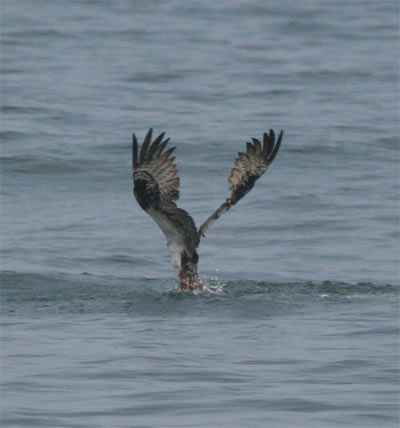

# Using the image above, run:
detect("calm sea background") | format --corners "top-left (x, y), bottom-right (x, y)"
top-left (1, 1), bottom-right (399, 427)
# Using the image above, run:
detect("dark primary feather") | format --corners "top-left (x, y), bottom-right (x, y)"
top-left (198, 129), bottom-right (283, 238)
top-left (132, 129), bottom-right (199, 253)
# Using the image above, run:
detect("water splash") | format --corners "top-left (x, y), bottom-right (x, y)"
top-left (199, 276), bottom-right (227, 295)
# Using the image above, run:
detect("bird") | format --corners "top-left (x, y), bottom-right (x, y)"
top-left (132, 128), bottom-right (283, 291)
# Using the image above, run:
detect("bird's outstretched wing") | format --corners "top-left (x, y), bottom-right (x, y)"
top-left (198, 129), bottom-right (283, 238)
top-left (132, 129), bottom-right (199, 262)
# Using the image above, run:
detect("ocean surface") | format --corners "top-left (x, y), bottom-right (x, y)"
top-left (1, 1), bottom-right (399, 427)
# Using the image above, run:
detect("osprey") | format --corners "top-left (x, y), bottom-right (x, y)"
top-left (132, 128), bottom-right (283, 291)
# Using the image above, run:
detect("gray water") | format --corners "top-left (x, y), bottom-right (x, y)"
top-left (1, 1), bottom-right (399, 427)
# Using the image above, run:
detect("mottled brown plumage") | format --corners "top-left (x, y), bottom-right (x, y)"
top-left (198, 129), bottom-right (283, 237)
top-left (132, 128), bottom-right (283, 291)
top-left (132, 129), bottom-right (200, 291)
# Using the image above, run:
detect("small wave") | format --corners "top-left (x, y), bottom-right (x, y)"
top-left (6, 29), bottom-right (74, 39)
top-left (1, 154), bottom-right (86, 174)
top-left (0, 130), bottom-right (32, 141)
top-left (1, 105), bottom-right (54, 115)
top-left (232, 280), bottom-right (399, 299)
top-left (1, 271), bottom-right (397, 318)
top-left (191, 278), bottom-right (399, 303)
